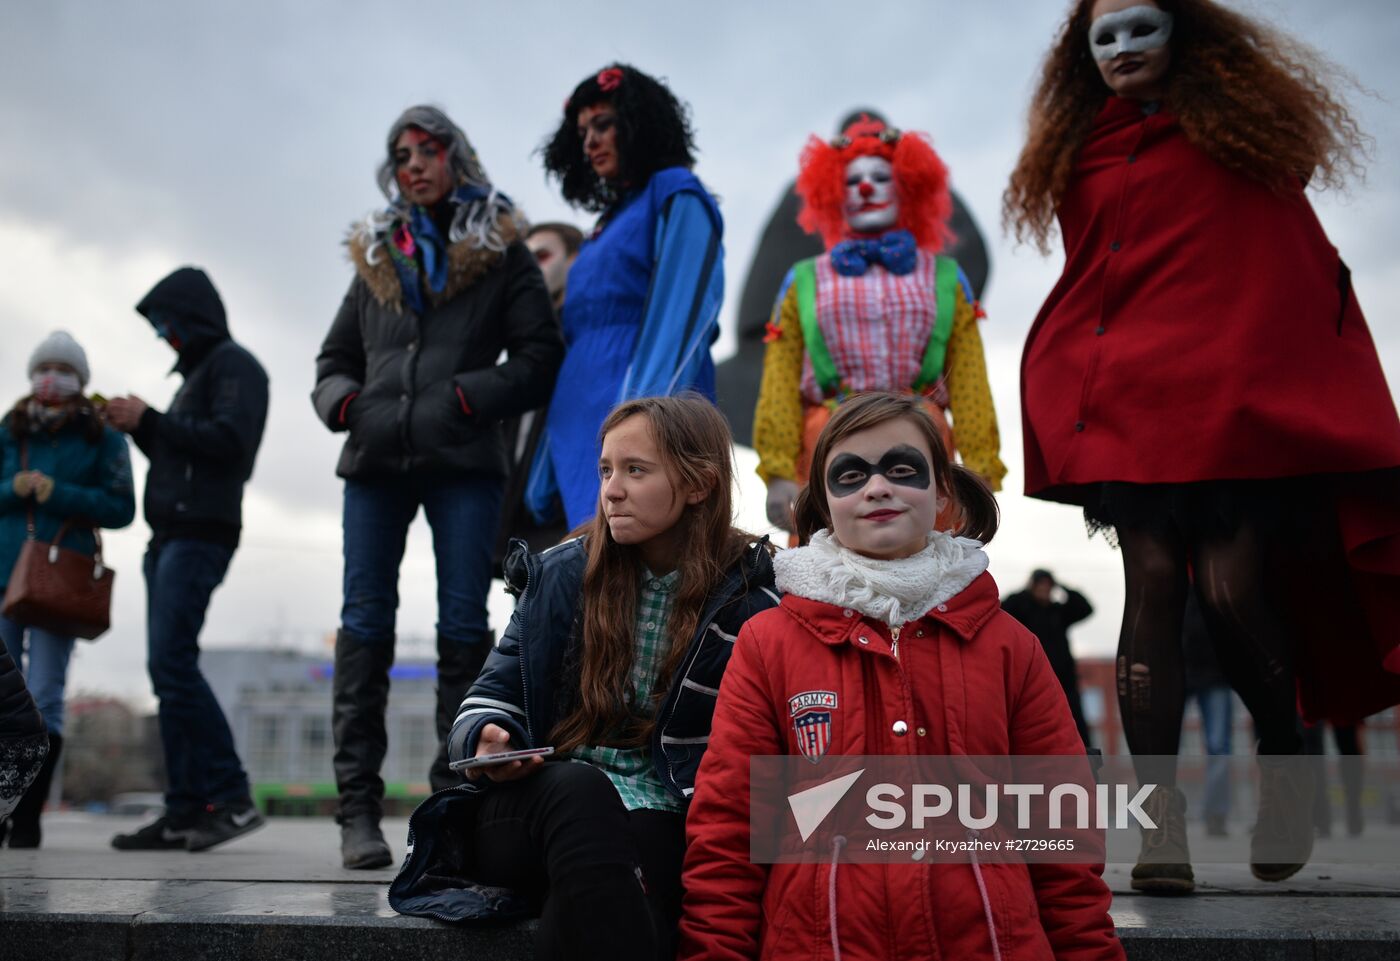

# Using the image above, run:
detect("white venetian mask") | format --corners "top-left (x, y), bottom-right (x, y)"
top-left (1088, 5), bottom-right (1173, 62)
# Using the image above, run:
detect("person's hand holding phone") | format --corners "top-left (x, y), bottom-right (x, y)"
top-left (468, 723), bottom-right (547, 782)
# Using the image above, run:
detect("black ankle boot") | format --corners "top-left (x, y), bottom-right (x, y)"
top-left (339, 812), bottom-right (392, 869)
top-left (9, 732), bottom-right (62, 848)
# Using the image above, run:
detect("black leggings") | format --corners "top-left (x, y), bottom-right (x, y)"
top-left (472, 761), bottom-right (686, 961)
top-left (1116, 516), bottom-right (1301, 785)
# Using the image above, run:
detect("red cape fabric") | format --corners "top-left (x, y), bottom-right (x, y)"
top-left (1021, 96), bottom-right (1400, 723)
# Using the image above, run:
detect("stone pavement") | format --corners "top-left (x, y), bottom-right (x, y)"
top-left (2, 813), bottom-right (1398, 960)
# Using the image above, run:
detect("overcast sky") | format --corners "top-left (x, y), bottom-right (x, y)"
top-left (2, 1), bottom-right (1397, 707)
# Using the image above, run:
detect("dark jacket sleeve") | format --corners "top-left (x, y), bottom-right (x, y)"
top-left (136, 347), bottom-right (269, 466)
top-left (452, 243), bottom-right (564, 422)
top-left (312, 279), bottom-right (367, 432)
top-left (445, 606), bottom-right (531, 765)
top-left (44, 429), bottom-right (136, 530)
top-left (1060, 589), bottom-right (1093, 627)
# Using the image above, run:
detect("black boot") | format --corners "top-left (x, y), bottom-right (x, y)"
top-left (9, 732), bottom-right (62, 848)
top-left (427, 633), bottom-right (492, 793)
top-left (338, 811), bottom-right (392, 870)
top-left (331, 631), bottom-right (395, 863)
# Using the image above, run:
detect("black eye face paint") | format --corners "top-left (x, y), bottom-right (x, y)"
top-left (825, 445), bottom-right (932, 497)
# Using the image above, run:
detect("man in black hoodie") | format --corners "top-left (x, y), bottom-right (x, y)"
top-left (105, 266), bottom-right (269, 853)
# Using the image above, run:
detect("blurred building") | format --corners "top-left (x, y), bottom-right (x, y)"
top-left (202, 647), bottom-right (438, 815)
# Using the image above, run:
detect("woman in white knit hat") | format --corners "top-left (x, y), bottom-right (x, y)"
top-left (0, 331), bottom-right (135, 847)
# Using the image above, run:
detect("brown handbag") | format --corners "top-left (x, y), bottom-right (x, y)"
top-left (1, 441), bottom-right (114, 640)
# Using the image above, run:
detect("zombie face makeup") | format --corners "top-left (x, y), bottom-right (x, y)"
top-left (843, 155), bottom-right (898, 234)
top-left (1088, 5), bottom-right (1172, 61)
top-left (394, 127), bottom-right (454, 207)
top-left (823, 418), bottom-right (947, 560)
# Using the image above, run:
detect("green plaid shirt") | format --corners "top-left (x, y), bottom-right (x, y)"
top-left (570, 568), bottom-right (685, 813)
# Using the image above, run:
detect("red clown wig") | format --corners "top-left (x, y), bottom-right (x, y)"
top-left (796, 115), bottom-right (954, 252)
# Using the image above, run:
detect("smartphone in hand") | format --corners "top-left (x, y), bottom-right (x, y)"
top-left (449, 746), bottom-right (555, 772)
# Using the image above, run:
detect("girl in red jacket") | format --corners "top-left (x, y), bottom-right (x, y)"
top-left (680, 392), bottom-right (1124, 961)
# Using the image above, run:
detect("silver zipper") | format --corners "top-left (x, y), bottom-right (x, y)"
top-left (890, 625), bottom-right (901, 660)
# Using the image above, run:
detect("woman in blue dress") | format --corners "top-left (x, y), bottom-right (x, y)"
top-left (529, 63), bottom-right (725, 529)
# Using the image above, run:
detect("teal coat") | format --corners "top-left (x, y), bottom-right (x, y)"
top-left (0, 406), bottom-right (136, 591)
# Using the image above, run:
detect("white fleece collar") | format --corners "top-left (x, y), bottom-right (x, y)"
top-left (774, 529), bottom-right (989, 627)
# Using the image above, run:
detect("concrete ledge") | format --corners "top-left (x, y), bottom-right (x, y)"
top-left (6, 884), bottom-right (1399, 961)
top-left (6, 816), bottom-right (1399, 961)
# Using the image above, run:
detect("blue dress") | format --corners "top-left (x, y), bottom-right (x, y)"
top-left (528, 167), bottom-right (724, 528)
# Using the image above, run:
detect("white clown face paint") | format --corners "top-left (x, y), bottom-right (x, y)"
top-left (1088, 5), bottom-right (1173, 62)
top-left (843, 155), bottom-right (899, 234)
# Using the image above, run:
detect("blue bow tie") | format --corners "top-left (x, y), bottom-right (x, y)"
top-left (830, 229), bottom-right (917, 277)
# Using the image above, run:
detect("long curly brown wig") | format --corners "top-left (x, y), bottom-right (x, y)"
top-left (1004, 0), bottom-right (1370, 252)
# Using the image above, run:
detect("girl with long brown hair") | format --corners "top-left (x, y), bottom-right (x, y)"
top-left (1006, 0), bottom-right (1400, 894)
top-left (389, 394), bottom-right (778, 961)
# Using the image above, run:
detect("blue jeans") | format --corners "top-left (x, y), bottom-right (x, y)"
top-left (0, 614), bottom-right (75, 736)
top-left (339, 474), bottom-right (503, 645)
top-left (1193, 684), bottom-right (1234, 820)
top-left (144, 538), bottom-right (249, 820)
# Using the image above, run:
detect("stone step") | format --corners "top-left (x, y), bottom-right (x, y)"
top-left (5, 877), bottom-right (1399, 961)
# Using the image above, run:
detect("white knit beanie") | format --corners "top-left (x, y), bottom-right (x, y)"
top-left (27, 330), bottom-right (91, 387)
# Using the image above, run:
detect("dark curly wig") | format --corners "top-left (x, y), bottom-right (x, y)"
top-left (1004, 0), bottom-right (1370, 252)
top-left (542, 63), bottom-right (697, 214)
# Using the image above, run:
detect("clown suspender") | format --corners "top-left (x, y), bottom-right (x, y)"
top-left (792, 254), bottom-right (961, 399)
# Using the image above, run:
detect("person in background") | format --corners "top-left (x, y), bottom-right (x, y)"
top-left (0, 331), bottom-right (134, 847)
top-left (525, 222), bottom-right (584, 313)
top-left (491, 222), bottom-right (587, 569)
top-left (106, 267), bottom-right (269, 853)
top-left (528, 63), bottom-right (725, 530)
top-left (312, 105), bottom-right (562, 870)
top-left (1001, 569), bottom-right (1094, 748)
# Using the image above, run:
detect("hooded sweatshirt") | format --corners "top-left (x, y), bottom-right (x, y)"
top-left (132, 267), bottom-right (268, 546)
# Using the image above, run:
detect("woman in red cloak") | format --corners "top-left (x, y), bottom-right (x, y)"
top-left (1005, 0), bottom-right (1400, 894)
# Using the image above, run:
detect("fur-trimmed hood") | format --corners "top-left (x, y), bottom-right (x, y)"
top-left (345, 211), bottom-right (525, 312)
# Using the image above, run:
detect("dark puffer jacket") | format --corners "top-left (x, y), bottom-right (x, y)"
top-left (132, 267), bottom-right (269, 544)
top-left (311, 218), bottom-right (564, 479)
top-left (389, 535), bottom-right (780, 923)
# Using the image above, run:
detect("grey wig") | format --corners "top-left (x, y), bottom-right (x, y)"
top-left (358, 104), bottom-right (516, 261)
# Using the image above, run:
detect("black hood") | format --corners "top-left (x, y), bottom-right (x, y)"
top-left (136, 267), bottom-right (229, 366)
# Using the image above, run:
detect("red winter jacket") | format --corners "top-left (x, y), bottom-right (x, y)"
top-left (679, 571), bottom-right (1124, 961)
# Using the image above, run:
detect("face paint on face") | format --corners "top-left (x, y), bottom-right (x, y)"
top-left (823, 419), bottom-right (948, 560)
top-left (526, 230), bottom-right (575, 308)
top-left (578, 104), bottom-right (621, 181)
top-left (825, 445), bottom-right (932, 498)
top-left (843, 155), bottom-right (898, 234)
top-left (1088, 5), bottom-right (1173, 62)
top-left (394, 128), bottom-right (454, 207)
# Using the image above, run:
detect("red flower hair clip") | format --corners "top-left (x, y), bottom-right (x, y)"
top-left (597, 67), bottom-right (623, 92)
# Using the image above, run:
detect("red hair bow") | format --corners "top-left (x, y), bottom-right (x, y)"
top-left (597, 67), bottom-right (623, 92)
